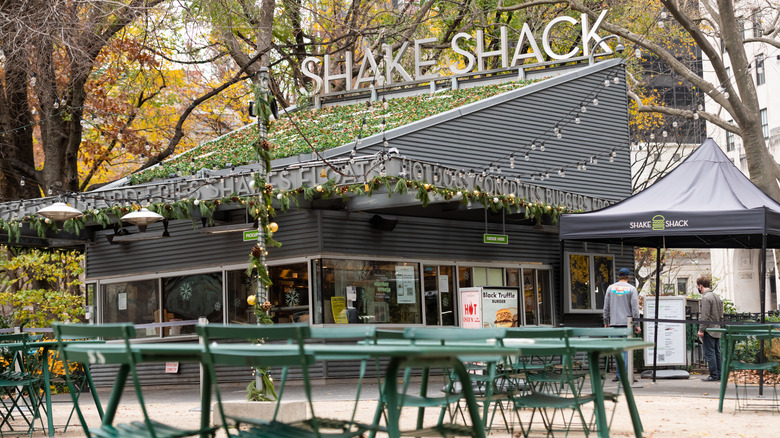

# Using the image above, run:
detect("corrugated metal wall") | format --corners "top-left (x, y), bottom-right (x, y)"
top-left (343, 61), bottom-right (631, 203)
top-left (86, 210), bottom-right (318, 279)
top-left (319, 210), bottom-right (559, 264)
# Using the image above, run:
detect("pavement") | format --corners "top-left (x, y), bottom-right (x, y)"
top-left (20, 370), bottom-right (780, 437)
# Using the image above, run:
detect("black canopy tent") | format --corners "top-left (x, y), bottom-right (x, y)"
top-left (559, 138), bottom-right (780, 379)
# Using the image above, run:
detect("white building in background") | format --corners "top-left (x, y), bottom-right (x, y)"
top-left (702, 4), bottom-right (780, 314)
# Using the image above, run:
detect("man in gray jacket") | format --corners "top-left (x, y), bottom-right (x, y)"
top-left (697, 276), bottom-right (723, 381)
top-left (603, 267), bottom-right (641, 381)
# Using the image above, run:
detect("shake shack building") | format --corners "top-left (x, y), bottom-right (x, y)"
top-left (1, 58), bottom-right (632, 381)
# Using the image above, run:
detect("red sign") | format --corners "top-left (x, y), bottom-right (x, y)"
top-left (165, 362), bottom-right (179, 374)
top-left (459, 287), bottom-right (482, 328)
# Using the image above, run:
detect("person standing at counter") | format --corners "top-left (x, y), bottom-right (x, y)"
top-left (697, 276), bottom-right (723, 382)
top-left (603, 267), bottom-right (641, 381)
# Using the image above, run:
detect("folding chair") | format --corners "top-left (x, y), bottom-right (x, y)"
top-left (722, 324), bottom-right (779, 412)
top-left (505, 327), bottom-right (595, 437)
top-left (569, 327), bottom-right (631, 431)
top-left (0, 333), bottom-right (44, 437)
top-left (197, 323), bottom-right (374, 438)
top-left (393, 326), bottom-right (508, 437)
top-left (53, 323), bottom-right (217, 438)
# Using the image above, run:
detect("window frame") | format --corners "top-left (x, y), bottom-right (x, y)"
top-left (564, 251), bottom-right (616, 314)
top-left (726, 120), bottom-right (735, 152)
top-left (761, 108), bottom-right (768, 138)
top-left (756, 54), bottom-right (765, 86)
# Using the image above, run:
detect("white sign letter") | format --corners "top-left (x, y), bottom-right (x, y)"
top-left (323, 52), bottom-right (353, 93)
top-left (582, 10), bottom-right (610, 56)
top-left (414, 37), bottom-right (438, 80)
top-left (355, 47), bottom-right (383, 89)
top-left (476, 27), bottom-right (508, 71)
top-left (542, 16), bottom-right (579, 60)
top-left (384, 42), bottom-right (413, 85)
top-left (511, 22), bottom-right (544, 65)
top-left (449, 33), bottom-right (475, 74)
top-left (301, 57), bottom-right (324, 94)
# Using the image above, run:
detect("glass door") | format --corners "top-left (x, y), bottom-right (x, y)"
top-left (424, 265), bottom-right (457, 326)
top-left (522, 269), bottom-right (539, 325)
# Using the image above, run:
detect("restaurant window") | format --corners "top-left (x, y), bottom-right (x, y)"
top-left (226, 269), bottom-right (256, 325)
top-left (473, 267), bottom-right (504, 286)
top-left (102, 279), bottom-right (159, 338)
top-left (566, 253), bottom-right (614, 313)
top-left (424, 265), bottom-right (457, 326)
top-left (458, 267), bottom-right (473, 288)
top-left (162, 273), bottom-right (223, 336)
top-left (227, 263), bottom-right (310, 325)
top-left (521, 269), bottom-right (553, 326)
top-left (313, 258), bottom-right (422, 325)
top-left (268, 264), bottom-right (309, 323)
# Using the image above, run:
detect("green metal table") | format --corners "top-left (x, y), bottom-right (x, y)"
top-left (708, 326), bottom-right (780, 413)
top-left (63, 341), bottom-right (518, 438)
top-left (527, 338), bottom-right (653, 438)
top-left (2, 339), bottom-right (104, 437)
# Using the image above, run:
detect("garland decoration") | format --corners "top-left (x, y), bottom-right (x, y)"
top-left (0, 175), bottom-right (574, 244)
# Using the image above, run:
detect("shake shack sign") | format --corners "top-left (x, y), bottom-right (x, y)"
top-left (303, 11), bottom-right (611, 94)
top-left (629, 215), bottom-right (690, 231)
top-left (3, 157), bottom-right (613, 219)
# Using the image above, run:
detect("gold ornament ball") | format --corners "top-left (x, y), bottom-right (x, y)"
top-left (268, 222), bottom-right (279, 233)
top-left (247, 295), bottom-right (257, 306)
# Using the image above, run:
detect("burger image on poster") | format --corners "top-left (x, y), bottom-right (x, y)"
top-left (494, 307), bottom-right (517, 327)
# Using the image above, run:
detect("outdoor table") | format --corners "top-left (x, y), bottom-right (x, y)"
top-left (63, 341), bottom-right (517, 438)
top-left (498, 336), bottom-right (652, 438)
top-left (1, 339), bottom-right (104, 437)
top-left (370, 336), bottom-right (652, 438)
top-left (61, 342), bottom-right (214, 438)
top-left (708, 326), bottom-right (780, 413)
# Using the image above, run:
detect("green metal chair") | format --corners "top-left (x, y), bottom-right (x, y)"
top-left (0, 333), bottom-right (44, 437)
top-left (197, 323), bottom-right (374, 438)
top-left (53, 323), bottom-right (217, 438)
top-left (722, 324), bottom-right (779, 412)
top-left (569, 327), bottom-right (631, 431)
top-left (395, 326), bottom-right (508, 437)
top-left (505, 327), bottom-right (595, 437)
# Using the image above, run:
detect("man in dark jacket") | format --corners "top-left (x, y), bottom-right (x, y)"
top-left (697, 276), bottom-right (723, 381)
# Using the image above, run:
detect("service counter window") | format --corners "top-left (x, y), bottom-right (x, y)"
top-left (227, 270), bottom-right (255, 325)
top-left (313, 258), bottom-right (422, 325)
top-left (267, 264), bottom-right (309, 323)
top-left (162, 273), bottom-right (223, 336)
top-left (102, 279), bottom-right (159, 338)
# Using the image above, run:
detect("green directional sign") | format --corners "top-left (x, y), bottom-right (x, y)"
top-left (483, 234), bottom-right (509, 244)
top-left (243, 230), bottom-right (259, 241)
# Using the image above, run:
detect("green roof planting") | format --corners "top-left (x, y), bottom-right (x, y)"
top-left (129, 79), bottom-right (538, 185)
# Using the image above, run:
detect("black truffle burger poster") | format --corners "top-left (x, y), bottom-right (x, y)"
top-left (481, 288), bottom-right (519, 328)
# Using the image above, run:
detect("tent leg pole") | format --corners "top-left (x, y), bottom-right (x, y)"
top-left (652, 246), bottom-right (661, 383)
top-left (759, 234), bottom-right (767, 396)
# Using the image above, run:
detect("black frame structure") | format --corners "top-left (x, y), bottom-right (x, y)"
top-left (559, 138), bottom-right (780, 379)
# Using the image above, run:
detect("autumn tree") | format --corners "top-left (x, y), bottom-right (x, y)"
top-left (0, 0), bottom-right (261, 201)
